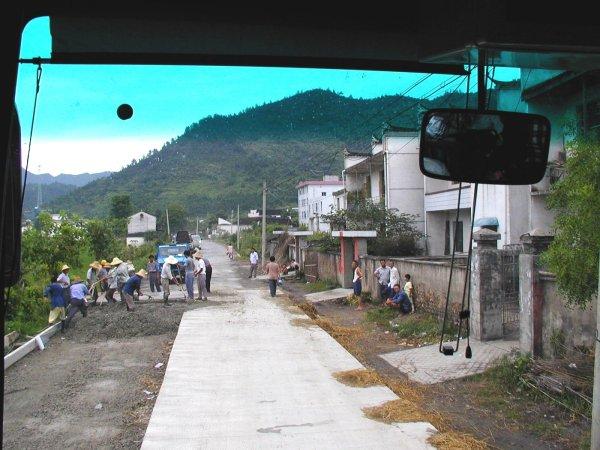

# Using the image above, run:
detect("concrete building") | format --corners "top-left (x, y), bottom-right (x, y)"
top-left (127, 211), bottom-right (156, 235)
top-left (341, 130), bottom-right (426, 234)
top-left (297, 176), bottom-right (343, 231)
top-left (472, 69), bottom-right (600, 247)
top-left (215, 217), bottom-right (253, 236)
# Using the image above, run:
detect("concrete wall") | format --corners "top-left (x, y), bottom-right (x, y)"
top-left (361, 255), bottom-right (467, 312)
top-left (540, 274), bottom-right (596, 357)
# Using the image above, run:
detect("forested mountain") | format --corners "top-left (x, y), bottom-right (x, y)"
top-left (22, 170), bottom-right (111, 187)
top-left (52, 89), bottom-right (472, 218)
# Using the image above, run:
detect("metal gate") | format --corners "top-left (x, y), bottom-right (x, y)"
top-left (500, 244), bottom-right (521, 339)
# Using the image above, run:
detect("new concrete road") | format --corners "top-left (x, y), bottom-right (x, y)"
top-left (141, 240), bottom-right (436, 449)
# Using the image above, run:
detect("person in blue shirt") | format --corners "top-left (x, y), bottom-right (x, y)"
top-left (44, 276), bottom-right (67, 330)
top-left (122, 269), bottom-right (147, 311)
top-left (64, 276), bottom-right (89, 329)
top-left (385, 284), bottom-right (412, 314)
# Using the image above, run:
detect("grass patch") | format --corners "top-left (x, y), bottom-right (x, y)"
top-left (467, 353), bottom-right (591, 443)
top-left (333, 369), bottom-right (383, 387)
top-left (364, 307), bottom-right (399, 327)
top-left (394, 313), bottom-right (440, 341)
top-left (305, 278), bottom-right (339, 293)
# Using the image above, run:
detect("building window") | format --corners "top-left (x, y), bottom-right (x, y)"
top-left (444, 221), bottom-right (450, 255)
top-left (322, 192), bottom-right (326, 196)
top-left (454, 221), bottom-right (464, 253)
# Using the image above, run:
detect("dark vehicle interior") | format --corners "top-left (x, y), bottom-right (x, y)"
top-left (2, 0), bottom-right (600, 443)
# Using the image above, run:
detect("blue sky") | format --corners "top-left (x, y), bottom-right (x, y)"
top-left (17, 17), bottom-right (519, 175)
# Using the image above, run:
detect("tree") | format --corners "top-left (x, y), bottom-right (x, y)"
top-left (110, 194), bottom-right (132, 218)
top-left (543, 134), bottom-right (600, 307)
top-left (166, 203), bottom-right (187, 231)
top-left (321, 198), bottom-right (423, 256)
top-left (86, 219), bottom-right (119, 260)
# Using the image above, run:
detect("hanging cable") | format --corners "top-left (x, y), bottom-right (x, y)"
top-left (438, 182), bottom-right (462, 355)
top-left (20, 60), bottom-right (43, 208)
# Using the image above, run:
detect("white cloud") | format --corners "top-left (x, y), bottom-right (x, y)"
top-left (21, 136), bottom-right (170, 175)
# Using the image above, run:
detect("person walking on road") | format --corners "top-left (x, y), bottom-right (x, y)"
top-left (374, 259), bottom-right (391, 302)
top-left (193, 250), bottom-right (208, 301)
top-left (122, 269), bottom-right (147, 311)
top-left (161, 256), bottom-right (178, 306)
top-left (184, 250), bottom-right (195, 300)
top-left (147, 254), bottom-right (161, 293)
top-left (203, 255), bottom-right (212, 293)
top-left (44, 276), bottom-right (67, 330)
top-left (265, 256), bottom-right (280, 297)
top-left (226, 244), bottom-right (235, 260)
top-left (249, 248), bottom-right (259, 278)
top-left (64, 276), bottom-right (89, 329)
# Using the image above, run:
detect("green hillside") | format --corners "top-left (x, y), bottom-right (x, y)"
top-left (52, 88), bottom-right (471, 218)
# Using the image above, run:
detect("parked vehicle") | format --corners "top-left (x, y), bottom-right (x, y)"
top-left (191, 234), bottom-right (202, 247)
top-left (156, 243), bottom-right (189, 281)
top-left (175, 230), bottom-right (192, 245)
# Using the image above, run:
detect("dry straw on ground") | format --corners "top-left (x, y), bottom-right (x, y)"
top-left (428, 431), bottom-right (488, 450)
top-left (333, 369), bottom-right (384, 387)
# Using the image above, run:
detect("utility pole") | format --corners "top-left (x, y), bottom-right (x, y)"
top-left (165, 208), bottom-right (170, 241)
top-left (236, 204), bottom-right (240, 250)
top-left (261, 181), bottom-right (267, 265)
top-left (592, 251), bottom-right (600, 448)
top-left (230, 209), bottom-right (234, 236)
top-left (196, 217), bottom-right (199, 235)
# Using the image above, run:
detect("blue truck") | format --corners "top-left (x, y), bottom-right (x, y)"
top-left (156, 243), bottom-right (189, 281)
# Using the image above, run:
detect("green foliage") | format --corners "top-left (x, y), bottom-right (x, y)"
top-left (50, 89), bottom-right (473, 218)
top-left (543, 134), bottom-right (600, 307)
top-left (85, 219), bottom-right (120, 260)
top-left (110, 194), bottom-right (132, 218)
top-left (392, 313), bottom-right (439, 340)
top-left (5, 284), bottom-right (50, 336)
top-left (166, 203), bottom-right (187, 232)
top-left (321, 198), bottom-right (423, 256)
top-left (305, 278), bottom-right (339, 293)
top-left (365, 307), bottom-right (399, 326)
top-left (22, 212), bottom-right (87, 277)
top-left (306, 231), bottom-right (339, 252)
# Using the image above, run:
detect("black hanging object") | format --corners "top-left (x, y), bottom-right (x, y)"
top-left (465, 345), bottom-right (472, 359)
top-left (117, 104), bottom-right (133, 120)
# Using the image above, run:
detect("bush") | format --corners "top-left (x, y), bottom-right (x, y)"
top-left (306, 232), bottom-right (338, 252)
top-left (367, 236), bottom-right (421, 257)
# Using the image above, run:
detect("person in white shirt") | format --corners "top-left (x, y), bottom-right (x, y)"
top-left (249, 248), bottom-right (259, 278)
top-left (193, 250), bottom-right (208, 301)
top-left (56, 264), bottom-right (70, 287)
top-left (160, 255), bottom-right (178, 306)
top-left (388, 260), bottom-right (400, 291)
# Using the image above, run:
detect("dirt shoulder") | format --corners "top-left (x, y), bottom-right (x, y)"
top-left (3, 299), bottom-right (202, 450)
top-left (281, 279), bottom-right (590, 450)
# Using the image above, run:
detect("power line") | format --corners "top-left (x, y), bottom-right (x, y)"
top-left (267, 73), bottom-right (467, 192)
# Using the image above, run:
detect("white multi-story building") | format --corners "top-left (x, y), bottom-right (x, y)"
top-left (340, 130), bottom-right (426, 234)
top-left (297, 176), bottom-right (343, 231)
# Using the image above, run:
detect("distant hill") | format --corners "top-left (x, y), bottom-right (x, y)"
top-left (22, 170), bottom-right (111, 187)
top-left (52, 88), bottom-right (473, 218)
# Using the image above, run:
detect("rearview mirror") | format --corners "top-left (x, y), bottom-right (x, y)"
top-left (419, 109), bottom-right (551, 185)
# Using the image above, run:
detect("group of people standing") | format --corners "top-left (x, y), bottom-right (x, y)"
top-left (352, 259), bottom-right (414, 313)
top-left (182, 249), bottom-right (211, 301)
